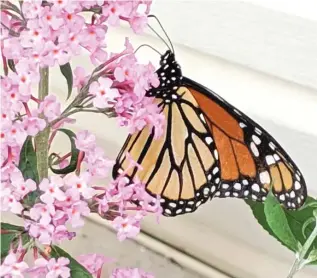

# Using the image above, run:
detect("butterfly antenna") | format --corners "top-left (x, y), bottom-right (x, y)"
top-left (134, 44), bottom-right (162, 56)
top-left (148, 15), bottom-right (174, 53)
top-left (147, 23), bottom-right (171, 52)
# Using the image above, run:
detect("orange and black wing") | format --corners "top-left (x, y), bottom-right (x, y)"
top-left (113, 87), bottom-right (220, 216)
top-left (183, 76), bottom-right (307, 208)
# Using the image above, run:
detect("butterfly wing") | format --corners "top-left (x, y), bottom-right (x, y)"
top-left (113, 88), bottom-right (221, 216)
top-left (182, 76), bottom-right (307, 208)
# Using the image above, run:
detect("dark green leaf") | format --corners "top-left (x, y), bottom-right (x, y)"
top-left (246, 196), bottom-right (317, 262)
top-left (18, 137), bottom-right (40, 206)
top-left (50, 245), bottom-right (92, 278)
top-left (18, 136), bottom-right (39, 184)
top-left (8, 59), bottom-right (16, 73)
top-left (60, 62), bottom-right (73, 100)
top-left (264, 192), bottom-right (298, 252)
top-left (48, 129), bottom-right (79, 175)
top-left (1, 223), bottom-right (29, 259)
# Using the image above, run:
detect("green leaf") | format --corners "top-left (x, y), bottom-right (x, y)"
top-left (263, 192), bottom-right (298, 251)
top-left (18, 137), bottom-right (40, 207)
top-left (50, 245), bottom-right (92, 278)
top-left (60, 62), bottom-right (73, 100)
top-left (48, 129), bottom-right (79, 175)
top-left (8, 59), bottom-right (16, 73)
top-left (247, 196), bottom-right (317, 262)
top-left (0, 223), bottom-right (28, 259)
top-left (18, 136), bottom-right (39, 184)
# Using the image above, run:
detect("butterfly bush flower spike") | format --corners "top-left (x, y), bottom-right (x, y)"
top-left (0, 0), bottom-right (162, 277)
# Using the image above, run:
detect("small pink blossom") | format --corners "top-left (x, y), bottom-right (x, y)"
top-left (39, 95), bottom-right (61, 122)
top-left (111, 267), bottom-right (155, 278)
top-left (30, 203), bottom-right (56, 225)
top-left (66, 200), bottom-right (90, 228)
top-left (77, 254), bottom-right (113, 277)
top-left (47, 257), bottom-right (71, 278)
top-left (0, 186), bottom-right (24, 214)
top-left (22, 116), bottom-right (46, 136)
top-left (102, 2), bottom-right (124, 26)
top-left (0, 253), bottom-right (29, 277)
top-left (89, 77), bottom-right (120, 109)
top-left (73, 66), bottom-right (88, 90)
top-left (39, 6), bottom-right (64, 31)
top-left (28, 222), bottom-right (55, 244)
top-left (112, 216), bottom-right (140, 241)
top-left (26, 258), bottom-right (49, 277)
top-left (10, 171), bottom-right (37, 199)
top-left (39, 176), bottom-right (66, 204)
top-left (64, 172), bottom-right (95, 199)
top-left (74, 130), bottom-right (96, 152)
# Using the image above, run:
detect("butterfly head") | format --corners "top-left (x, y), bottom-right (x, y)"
top-left (153, 51), bottom-right (183, 92)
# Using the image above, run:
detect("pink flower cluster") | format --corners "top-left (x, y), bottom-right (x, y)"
top-left (1, 1), bottom-right (163, 277)
top-left (87, 39), bottom-right (165, 137)
top-left (0, 252), bottom-right (71, 278)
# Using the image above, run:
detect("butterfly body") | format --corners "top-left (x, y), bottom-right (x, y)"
top-left (113, 50), bottom-right (307, 217)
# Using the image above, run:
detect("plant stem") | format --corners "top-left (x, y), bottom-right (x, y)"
top-left (287, 218), bottom-right (317, 277)
top-left (35, 67), bottom-right (50, 181)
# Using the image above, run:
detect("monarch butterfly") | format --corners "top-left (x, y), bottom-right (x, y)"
top-left (113, 29), bottom-right (307, 217)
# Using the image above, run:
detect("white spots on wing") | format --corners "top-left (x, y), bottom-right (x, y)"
top-left (188, 201), bottom-right (194, 205)
top-left (165, 99), bottom-right (170, 103)
top-left (273, 154), bottom-right (280, 161)
top-left (205, 137), bottom-right (213, 144)
top-left (295, 181), bottom-right (301, 190)
top-left (242, 180), bottom-right (248, 185)
top-left (252, 195), bottom-right (257, 200)
top-left (252, 135), bottom-right (261, 145)
top-left (185, 208), bottom-right (191, 212)
top-left (265, 155), bottom-right (275, 166)
top-left (244, 190), bottom-right (249, 196)
top-left (179, 201), bottom-right (184, 205)
top-left (169, 202), bottom-right (177, 208)
top-left (260, 171), bottom-right (270, 184)
top-left (287, 202), bottom-right (291, 207)
top-left (291, 203), bottom-right (296, 208)
top-left (212, 167), bottom-right (219, 175)
top-left (165, 209), bottom-right (171, 214)
top-left (262, 196), bottom-right (266, 201)
top-left (297, 197), bottom-right (301, 204)
top-left (233, 192), bottom-right (239, 197)
top-left (160, 199), bottom-right (165, 203)
top-left (234, 183), bottom-right (241, 190)
top-left (171, 69), bottom-right (175, 73)
top-left (215, 178), bottom-right (220, 184)
top-left (196, 201), bottom-right (202, 207)
top-left (250, 142), bottom-right (259, 157)
top-left (160, 72), bottom-right (165, 76)
top-left (225, 192), bottom-right (230, 197)
top-left (239, 122), bottom-right (247, 128)
top-left (252, 183), bottom-right (260, 192)
top-left (290, 191), bottom-right (295, 198)
top-left (172, 94), bottom-right (177, 99)
top-left (295, 174), bottom-right (301, 181)
top-left (269, 142), bottom-right (276, 150)
top-left (171, 77), bottom-right (177, 81)
top-left (255, 127), bottom-right (262, 135)
top-left (207, 174), bottom-right (212, 181)
top-left (163, 64), bottom-right (169, 70)
top-left (210, 185), bottom-right (217, 193)
top-left (279, 194), bottom-right (285, 201)
top-left (222, 183), bottom-right (229, 189)
top-left (176, 209), bottom-right (182, 214)
top-left (215, 191), bottom-right (221, 197)
top-left (200, 114), bottom-right (206, 123)
top-left (214, 150), bottom-right (219, 160)
top-left (203, 188), bottom-right (210, 195)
